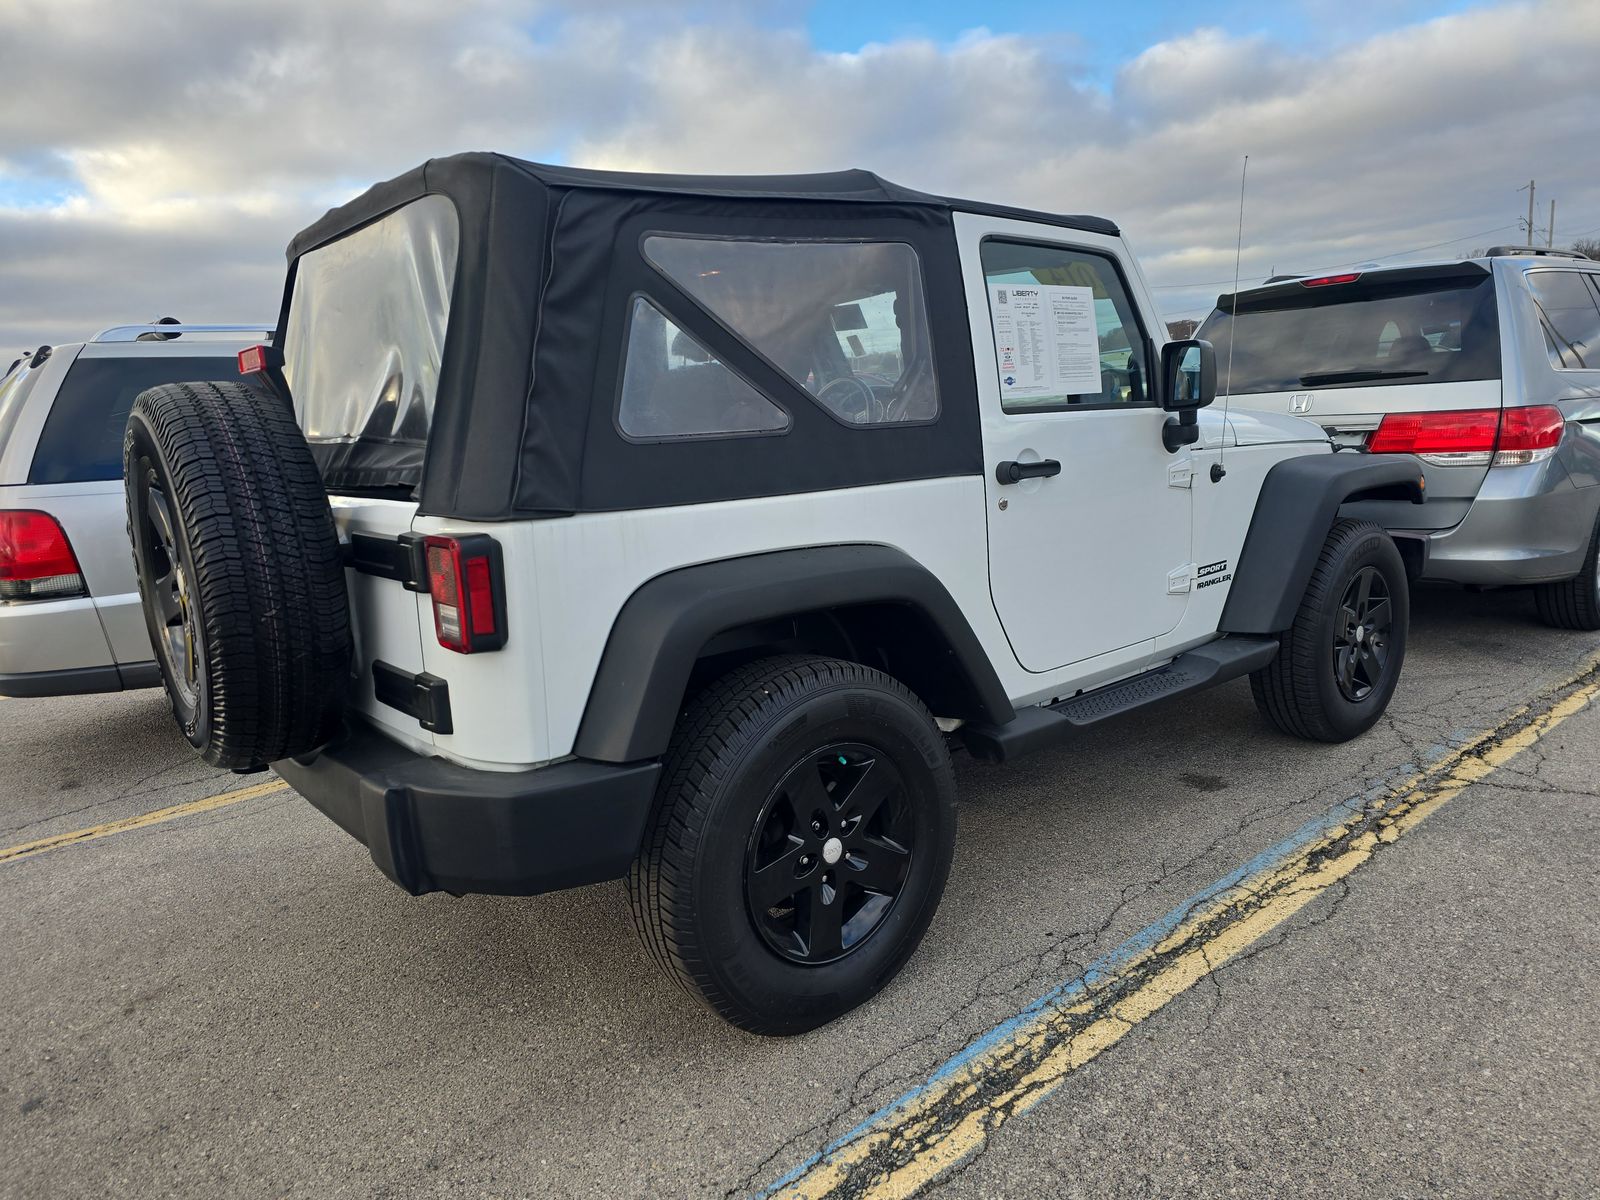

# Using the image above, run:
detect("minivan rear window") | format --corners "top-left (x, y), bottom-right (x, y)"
top-left (30, 356), bottom-right (236, 484)
top-left (1198, 275), bottom-right (1500, 394)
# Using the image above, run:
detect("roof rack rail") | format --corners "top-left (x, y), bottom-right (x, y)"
top-left (1485, 245), bottom-right (1591, 260)
top-left (91, 323), bottom-right (276, 343)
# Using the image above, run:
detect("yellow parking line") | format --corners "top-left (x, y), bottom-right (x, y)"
top-left (0, 778), bottom-right (289, 865)
top-left (766, 664), bottom-right (1600, 1200)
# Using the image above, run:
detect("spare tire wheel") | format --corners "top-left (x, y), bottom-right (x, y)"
top-left (124, 380), bottom-right (351, 769)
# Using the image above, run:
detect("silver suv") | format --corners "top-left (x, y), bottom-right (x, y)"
top-left (1200, 248), bottom-right (1600, 628)
top-left (0, 322), bottom-right (271, 696)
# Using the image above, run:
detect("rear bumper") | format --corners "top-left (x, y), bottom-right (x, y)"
top-left (274, 717), bottom-right (661, 897)
top-left (0, 660), bottom-right (159, 698)
top-left (1414, 463), bottom-right (1600, 585)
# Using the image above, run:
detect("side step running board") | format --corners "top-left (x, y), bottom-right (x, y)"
top-left (960, 636), bottom-right (1279, 764)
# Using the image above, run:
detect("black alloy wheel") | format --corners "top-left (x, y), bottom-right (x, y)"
top-left (746, 744), bottom-right (914, 965)
top-left (132, 470), bottom-right (204, 727)
top-left (1332, 565), bottom-right (1393, 703)
top-left (629, 654), bottom-right (958, 1035)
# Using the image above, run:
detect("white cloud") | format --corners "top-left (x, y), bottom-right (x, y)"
top-left (0, 0), bottom-right (1596, 348)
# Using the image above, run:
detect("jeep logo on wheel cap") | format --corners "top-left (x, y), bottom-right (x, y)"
top-left (1289, 392), bottom-right (1315, 413)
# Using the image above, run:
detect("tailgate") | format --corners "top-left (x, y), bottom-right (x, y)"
top-left (329, 496), bottom-right (435, 755)
top-left (1201, 264), bottom-right (1503, 529)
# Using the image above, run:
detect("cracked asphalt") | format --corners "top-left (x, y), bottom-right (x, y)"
top-left (2, 584), bottom-right (1598, 1199)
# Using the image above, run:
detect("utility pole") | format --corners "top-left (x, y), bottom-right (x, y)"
top-left (1519, 179), bottom-right (1537, 242)
top-left (1548, 198), bottom-right (1556, 247)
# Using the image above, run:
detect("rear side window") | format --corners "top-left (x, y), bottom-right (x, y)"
top-left (30, 356), bottom-right (235, 484)
top-left (643, 236), bottom-right (938, 426)
top-left (1526, 271), bottom-right (1600, 369)
top-left (1198, 275), bottom-right (1501, 393)
top-left (617, 298), bottom-right (790, 440)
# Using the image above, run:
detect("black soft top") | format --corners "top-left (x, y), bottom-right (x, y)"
top-left (288, 153), bottom-right (1117, 259)
top-left (277, 153), bottom-right (1115, 520)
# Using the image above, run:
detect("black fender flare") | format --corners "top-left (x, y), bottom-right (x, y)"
top-left (1219, 452), bottom-right (1426, 635)
top-left (573, 544), bottom-right (1014, 763)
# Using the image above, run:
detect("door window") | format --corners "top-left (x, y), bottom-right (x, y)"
top-left (980, 240), bottom-right (1151, 412)
top-left (1526, 270), bottom-right (1600, 370)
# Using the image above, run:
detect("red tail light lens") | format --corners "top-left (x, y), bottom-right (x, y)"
top-left (422, 535), bottom-right (505, 653)
top-left (1300, 272), bottom-right (1362, 288)
top-left (0, 510), bottom-right (86, 600)
top-left (1494, 405), bottom-right (1564, 465)
top-left (1366, 409), bottom-right (1499, 465)
top-left (1367, 406), bottom-right (1565, 468)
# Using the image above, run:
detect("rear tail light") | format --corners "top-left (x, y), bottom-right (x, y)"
top-left (422, 534), bottom-right (506, 653)
top-left (1493, 405), bottom-right (1564, 466)
top-left (0, 510), bottom-right (87, 601)
top-left (1366, 409), bottom-right (1499, 466)
top-left (1300, 272), bottom-right (1363, 288)
top-left (1365, 406), bottom-right (1565, 468)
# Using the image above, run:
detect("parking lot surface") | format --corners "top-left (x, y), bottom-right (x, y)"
top-left (3, 585), bottom-right (1598, 1199)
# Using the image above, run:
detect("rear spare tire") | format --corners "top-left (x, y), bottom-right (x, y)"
top-left (124, 380), bottom-right (350, 769)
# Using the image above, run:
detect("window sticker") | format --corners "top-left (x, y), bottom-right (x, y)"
top-left (988, 283), bottom-right (1102, 401)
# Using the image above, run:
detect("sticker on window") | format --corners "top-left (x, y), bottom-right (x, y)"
top-left (988, 283), bottom-right (1102, 400)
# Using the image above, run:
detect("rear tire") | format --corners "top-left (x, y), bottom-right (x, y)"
top-left (1251, 520), bottom-right (1408, 743)
top-left (1533, 511), bottom-right (1600, 631)
top-left (628, 655), bottom-right (957, 1035)
top-left (124, 381), bottom-right (350, 769)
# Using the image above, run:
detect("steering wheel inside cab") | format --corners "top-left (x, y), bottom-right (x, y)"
top-left (817, 375), bottom-right (885, 424)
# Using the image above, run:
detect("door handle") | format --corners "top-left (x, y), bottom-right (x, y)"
top-left (995, 459), bottom-right (1062, 485)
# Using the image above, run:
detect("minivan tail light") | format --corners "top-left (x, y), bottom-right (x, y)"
top-left (1493, 405), bottom-right (1564, 466)
top-left (0, 510), bottom-right (87, 600)
top-left (1366, 406), bottom-right (1566, 468)
top-left (422, 534), bottom-right (506, 653)
top-left (1366, 408), bottom-right (1499, 466)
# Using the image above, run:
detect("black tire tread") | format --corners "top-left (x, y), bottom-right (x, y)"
top-left (1533, 513), bottom-right (1600, 631)
top-left (1250, 518), bottom-right (1392, 742)
top-left (627, 654), bottom-right (941, 1030)
top-left (125, 380), bottom-right (350, 768)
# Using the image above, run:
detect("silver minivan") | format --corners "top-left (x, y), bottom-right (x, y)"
top-left (1200, 248), bottom-right (1600, 628)
top-left (0, 323), bottom-right (270, 696)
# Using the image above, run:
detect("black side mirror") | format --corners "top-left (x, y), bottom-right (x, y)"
top-left (1160, 338), bottom-right (1217, 452)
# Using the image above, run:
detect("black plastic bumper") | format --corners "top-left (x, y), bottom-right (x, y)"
top-left (274, 718), bottom-right (660, 897)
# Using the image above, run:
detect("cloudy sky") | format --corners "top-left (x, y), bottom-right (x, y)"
top-left (1, 0), bottom-right (1597, 350)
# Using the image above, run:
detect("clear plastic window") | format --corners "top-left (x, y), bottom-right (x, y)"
top-left (617, 298), bottom-right (789, 440)
top-left (282, 195), bottom-right (460, 464)
top-left (643, 237), bottom-right (938, 426)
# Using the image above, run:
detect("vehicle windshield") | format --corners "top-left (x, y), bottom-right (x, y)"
top-left (1198, 274), bottom-right (1500, 394)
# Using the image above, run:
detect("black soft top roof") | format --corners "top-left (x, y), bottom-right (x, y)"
top-left (288, 153), bottom-right (1116, 259)
top-left (279, 153), bottom-right (1112, 519)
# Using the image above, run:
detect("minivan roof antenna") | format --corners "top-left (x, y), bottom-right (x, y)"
top-left (1215, 154), bottom-right (1248, 484)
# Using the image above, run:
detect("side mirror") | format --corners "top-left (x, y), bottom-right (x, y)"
top-left (1161, 338), bottom-right (1216, 412)
top-left (1159, 338), bottom-right (1216, 453)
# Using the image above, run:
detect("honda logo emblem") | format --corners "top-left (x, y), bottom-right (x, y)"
top-left (1289, 393), bottom-right (1315, 413)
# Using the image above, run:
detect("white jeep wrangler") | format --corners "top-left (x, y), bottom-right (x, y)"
top-left (124, 154), bottom-right (1424, 1033)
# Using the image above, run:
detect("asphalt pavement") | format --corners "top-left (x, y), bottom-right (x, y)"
top-left (2, 584), bottom-right (1597, 1199)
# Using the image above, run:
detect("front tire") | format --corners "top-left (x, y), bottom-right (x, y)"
top-left (1251, 519), bottom-right (1408, 742)
top-left (628, 655), bottom-right (957, 1035)
top-left (1533, 510), bottom-right (1600, 631)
